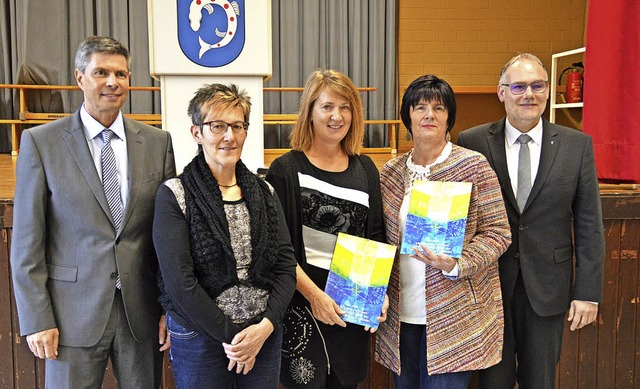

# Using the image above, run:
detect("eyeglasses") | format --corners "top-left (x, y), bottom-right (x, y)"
top-left (201, 120), bottom-right (249, 135)
top-left (500, 80), bottom-right (548, 95)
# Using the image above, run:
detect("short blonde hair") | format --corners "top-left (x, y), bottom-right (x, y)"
top-left (290, 69), bottom-right (364, 155)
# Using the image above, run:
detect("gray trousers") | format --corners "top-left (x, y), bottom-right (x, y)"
top-left (44, 289), bottom-right (163, 389)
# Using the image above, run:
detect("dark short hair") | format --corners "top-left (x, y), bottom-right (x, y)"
top-left (74, 36), bottom-right (130, 73)
top-left (400, 74), bottom-right (457, 135)
top-left (187, 83), bottom-right (251, 127)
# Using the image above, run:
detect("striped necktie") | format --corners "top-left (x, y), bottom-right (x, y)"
top-left (100, 129), bottom-right (123, 289)
top-left (100, 129), bottom-right (123, 229)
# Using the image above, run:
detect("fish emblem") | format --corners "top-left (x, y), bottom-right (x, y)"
top-left (177, 0), bottom-right (245, 67)
top-left (189, 0), bottom-right (240, 58)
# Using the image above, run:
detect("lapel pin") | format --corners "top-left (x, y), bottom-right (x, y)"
top-left (551, 141), bottom-right (554, 145)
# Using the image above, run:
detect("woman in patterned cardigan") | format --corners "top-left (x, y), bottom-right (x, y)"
top-left (375, 75), bottom-right (512, 388)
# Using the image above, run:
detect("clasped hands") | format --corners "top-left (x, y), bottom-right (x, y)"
top-left (223, 318), bottom-right (274, 375)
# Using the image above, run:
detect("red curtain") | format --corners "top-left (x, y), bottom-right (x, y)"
top-left (583, 0), bottom-right (640, 183)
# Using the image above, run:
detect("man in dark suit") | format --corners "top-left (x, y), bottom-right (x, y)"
top-left (457, 53), bottom-right (604, 389)
top-left (10, 36), bottom-right (175, 388)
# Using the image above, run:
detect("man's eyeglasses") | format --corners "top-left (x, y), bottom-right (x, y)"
top-left (500, 81), bottom-right (548, 95)
top-left (201, 120), bottom-right (249, 135)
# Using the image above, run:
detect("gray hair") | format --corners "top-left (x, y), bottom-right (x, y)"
top-left (74, 36), bottom-right (131, 73)
top-left (499, 53), bottom-right (547, 83)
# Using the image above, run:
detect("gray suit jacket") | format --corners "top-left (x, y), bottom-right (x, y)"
top-left (457, 118), bottom-right (604, 317)
top-left (11, 109), bottom-right (176, 347)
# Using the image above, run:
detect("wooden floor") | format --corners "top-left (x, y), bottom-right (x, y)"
top-left (0, 154), bottom-right (16, 200)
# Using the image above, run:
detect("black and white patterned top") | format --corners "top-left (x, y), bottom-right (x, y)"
top-left (164, 178), bottom-right (268, 325)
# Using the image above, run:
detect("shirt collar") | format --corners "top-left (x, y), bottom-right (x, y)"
top-left (80, 104), bottom-right (126, 141)
top-left (505, 118), bottom-right (543, 148)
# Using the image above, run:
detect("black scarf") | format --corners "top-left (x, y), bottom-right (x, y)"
top-left (159, 153), bottom-right (279, 311)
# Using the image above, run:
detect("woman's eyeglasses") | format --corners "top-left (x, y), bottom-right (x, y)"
top-left (201, 120), bottom-right (249, 134)
top-left (500, 81), bottom-right (548, 95)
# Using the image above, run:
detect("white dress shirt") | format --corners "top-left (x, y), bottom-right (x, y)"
top-left (505, 118), bottom-right (543, 198)
top-left (81, 104), bottom-right (129, 210)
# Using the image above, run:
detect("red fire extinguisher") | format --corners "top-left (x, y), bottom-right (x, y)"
top-left (559, 62), bottom-right (584, 103)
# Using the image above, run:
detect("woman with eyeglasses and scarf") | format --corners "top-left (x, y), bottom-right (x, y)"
top-left (153, 83), bottom-right (297, 389)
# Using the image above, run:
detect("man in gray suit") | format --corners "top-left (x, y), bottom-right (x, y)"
top-left (10, 36), bottom-right (175, 388)
top-left (457, 53), bottom-right (604, 389)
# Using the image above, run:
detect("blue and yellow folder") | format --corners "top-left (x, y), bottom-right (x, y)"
top-left (400, 180), bottom-right (472, 258)
top-left (325, 233), bottom-right (397, 328)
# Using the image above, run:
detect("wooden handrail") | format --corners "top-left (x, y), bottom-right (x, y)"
top-left (0, 83), bottom-right (386, 156)
top-left (263, 115), bottom-right (401, 151)
top-left (0, 84), bottom-right (496, 93)
top-left (263, 87), bottom-right (377, 92)
top-left (0, 84), bottom-right (160, 91)
top-left (0, 84), bottom-right (377, 92)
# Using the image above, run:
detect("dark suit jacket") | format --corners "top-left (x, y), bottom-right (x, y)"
top-left (11, 109), bottom-right (176, 347)
top-left (457, 118), bottom-right (604, 317)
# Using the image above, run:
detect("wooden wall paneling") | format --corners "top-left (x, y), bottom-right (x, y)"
top-left (35, 358), bottom-right (45, 388)
top-left (364, 335), bottom-right (393, 389)
top-left (576, 310), bottom-right (598, 387)
top-left (103, 361), bottom-right (117, 388)
top-left (558, 307), bottom-right (579, 389)
top-left (598, 219), bottom-right (622, 388)
top-left (635, 220), bottom-right (640, 387)
top-left (2, 180), bottom-right (640, 388)
top-left (368, 361), bottom-right (394, 389)
top-left (162, 352), bottom-right (176, 388)
top-left (8, 227), bottom-right (39, 389)
top-left (615, 219), bottom-right (639, 387)
top-left (0, 203), bottom-right (14, 388)
top-left (574, 217), bottom-right (610, 388)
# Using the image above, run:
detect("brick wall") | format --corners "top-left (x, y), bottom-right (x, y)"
top-left (396, 0), bottom-right (587, 149)
top-left (398, 0), bottom-right (587, 89)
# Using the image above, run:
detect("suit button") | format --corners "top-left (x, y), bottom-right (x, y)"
top-left (110, 272), bottom-right (118, 280)
top-left (515, 253), bottom-right (520, 258)
top-left (518, 225), bottom-right (524, 231)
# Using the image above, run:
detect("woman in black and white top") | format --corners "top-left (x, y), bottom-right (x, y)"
top-left (266, 69), bottom-right (387, 389)
top-left (153, 83), bottom-right (296, 389)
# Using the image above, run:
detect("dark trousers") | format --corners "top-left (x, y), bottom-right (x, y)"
top-left (394, 322), bottom-right (473, 389)
top-left (479, 273), bottom-right (565, 389)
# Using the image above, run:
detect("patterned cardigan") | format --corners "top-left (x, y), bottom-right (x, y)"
top-left (374, 145), bottom-right (512, 375)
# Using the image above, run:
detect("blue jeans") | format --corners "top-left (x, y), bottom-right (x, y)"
top-left (167, 314), bottom-right (282, 389)
top-left (393, 322), bottom-right (472, 389)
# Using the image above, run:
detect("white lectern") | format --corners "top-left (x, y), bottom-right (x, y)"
top-left (148, 0), bottom-right (271, 172)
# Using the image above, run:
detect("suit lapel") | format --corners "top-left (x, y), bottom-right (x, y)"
top-left (62, 111), bottom-right (114, 222)
top-left (525, 120), bottom-right (559, 211)
top-left (121, 119), bottom-right (145, 233)
top-left (486, 120), bottom-right (519, 211)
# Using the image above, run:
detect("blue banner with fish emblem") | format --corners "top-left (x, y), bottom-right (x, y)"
top-left (177, 0), bottom-right (245, 67)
